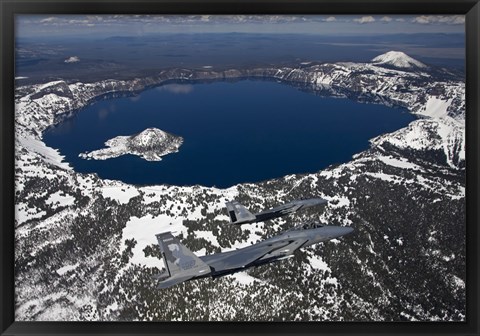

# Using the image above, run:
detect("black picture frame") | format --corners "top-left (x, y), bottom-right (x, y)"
top-left (1, 1), bottom-right (479, 335)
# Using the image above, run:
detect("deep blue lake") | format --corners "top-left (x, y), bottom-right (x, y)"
top-left (44, 80), bottom-right (414, 187)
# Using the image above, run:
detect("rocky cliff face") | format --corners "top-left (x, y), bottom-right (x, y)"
top-left (14, 52), bottom-right (465, 321)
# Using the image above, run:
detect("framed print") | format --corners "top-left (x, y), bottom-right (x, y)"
top-left (1, 0), bottom-right (479, 335)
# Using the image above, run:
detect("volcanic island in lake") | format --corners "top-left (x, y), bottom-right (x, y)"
top-left (79, 127), bottom-right (183, 161)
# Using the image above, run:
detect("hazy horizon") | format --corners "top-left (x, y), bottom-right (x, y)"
top-left (16, 14), bottom-right (465, 39)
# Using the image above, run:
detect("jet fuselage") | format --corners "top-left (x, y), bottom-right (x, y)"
top-left (155, 223), bottom-right (353, 288)
top-left (227, 198), bottom-right (328, 225)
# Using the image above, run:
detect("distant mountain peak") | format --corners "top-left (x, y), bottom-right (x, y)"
top-left (371, 51), bottom-right (427, 69)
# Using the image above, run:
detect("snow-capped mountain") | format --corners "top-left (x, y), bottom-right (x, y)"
top-left (79, 128), bottom-right (183, 161)
top-left (371, 51), bottom-right (427, 69)
top-left (14, 51), bottom-right (465, 321)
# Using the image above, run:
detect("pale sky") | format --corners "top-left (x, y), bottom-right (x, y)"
top-left (16, 15), bottom-right (465, 38)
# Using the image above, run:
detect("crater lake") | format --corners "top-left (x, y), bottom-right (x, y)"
top-left (43, 80), bottom-right (415, 187)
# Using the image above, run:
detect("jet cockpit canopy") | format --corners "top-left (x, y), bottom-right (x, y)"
top-left (291, 221), bottom-right (324, 231)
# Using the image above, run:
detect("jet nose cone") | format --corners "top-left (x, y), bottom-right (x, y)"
top-left (313, 197), bottom-right (328, 205)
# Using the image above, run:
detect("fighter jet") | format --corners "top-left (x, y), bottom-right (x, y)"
top-left (225, 198), bottom-right (327, 225)
top-left (153, 222), bottom-right (353, 289)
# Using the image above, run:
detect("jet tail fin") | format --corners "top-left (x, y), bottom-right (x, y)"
top-left (155, 232), bottom-right (211, 288)
top-left (225, 201), bottom-right (257, 225)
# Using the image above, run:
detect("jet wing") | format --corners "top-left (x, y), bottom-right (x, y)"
top-left (202, 239), bottom-right (305, 271)
top-left (157, 274), bottom-right (197, 289)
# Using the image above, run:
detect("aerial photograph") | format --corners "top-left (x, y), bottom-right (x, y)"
top-left (14, 15), bottom-right (465, 321)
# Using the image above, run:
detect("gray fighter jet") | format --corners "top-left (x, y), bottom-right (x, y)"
top-left (225, 198), bottom-right (328, 225)
top-left (153, 222), bottom-right (353, 289)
